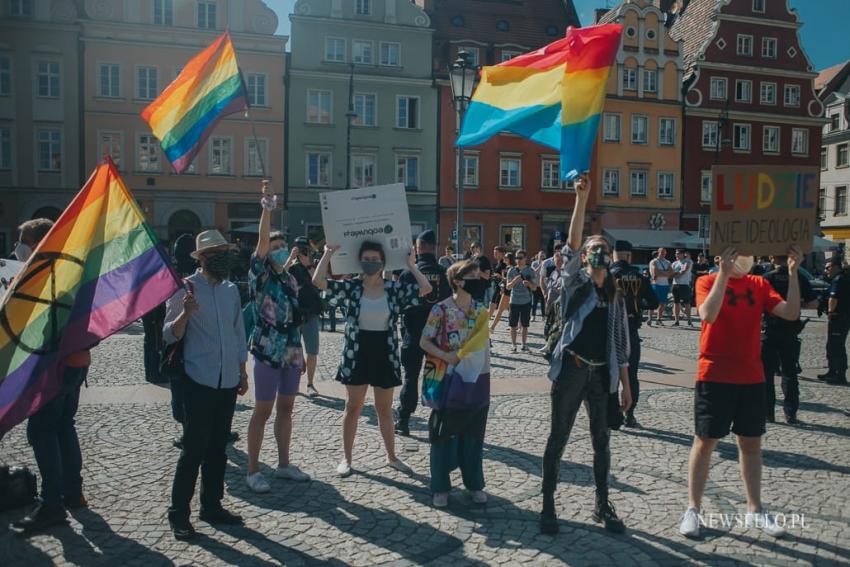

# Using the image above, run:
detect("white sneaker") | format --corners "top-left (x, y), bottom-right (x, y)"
top-left (246, 472), bottom-right (271, 493)
top-left (745, 510), bottom-right (786, 538)
top-left (275, 464), bottom-right (310, 482)
top-left (386, 457), bottom-right (413, 475)
top-left (470, 490), bottom-right (488, 504)
top-left (336, 460), bottom-right (353, 478)
top-left (679, 506), bottom-right (700, 538)
top-left (433, 492), bottom-right (449, 508)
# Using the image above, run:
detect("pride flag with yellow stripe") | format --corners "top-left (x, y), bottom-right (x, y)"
top-left (0, 159), bottom-right (180, 437)
top-left (457, 24), bottom-right (622, 180)
top-left (141, 31), bottom-right (248, 174)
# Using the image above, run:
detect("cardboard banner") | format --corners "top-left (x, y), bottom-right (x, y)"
top-left (319, 183), bottom-right (413, 275)
top-left (710, 165), bottom-right (819, 256)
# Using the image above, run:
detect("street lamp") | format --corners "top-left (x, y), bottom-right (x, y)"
top-left (449, 51), bottom-right (477, 254)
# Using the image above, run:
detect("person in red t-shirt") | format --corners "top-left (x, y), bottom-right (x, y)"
top-left (679, 246), bottom-right (802, 540)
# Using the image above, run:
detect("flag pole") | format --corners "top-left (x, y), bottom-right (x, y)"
top-left (238, 67), bottom-right (267, 179)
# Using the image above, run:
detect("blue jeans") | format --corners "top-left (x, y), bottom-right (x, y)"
top-left (26, 366), bottom-right (87, 506)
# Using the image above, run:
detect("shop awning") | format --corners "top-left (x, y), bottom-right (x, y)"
top-left (821, 228), bottom-right (850, 240)
top-left (814, 235), bottom-right (840, 251)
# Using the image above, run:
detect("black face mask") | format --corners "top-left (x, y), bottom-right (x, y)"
top-left (204, 253), bottom-right (231, 279)
top-left (461, 278), bottom-right (485, 296)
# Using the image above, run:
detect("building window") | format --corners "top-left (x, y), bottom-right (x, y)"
top-left (197, 1), bottom-right (216, 29)
top-left (137, 66), bottom-right (158, 100)
top-left (98, 64), bottom-right (120, 98)
top-left (355, 0), bottom-right (371, 15)
top-left (380, 42), bottom-right (400, 66)
top-left (136, 134), bottom-right (159, 172)
top-left (499, 158), bottom-right (521, 188)
top-left (325, 38), bottom-right (346, 62)
top-left (460, 47), bottom-right (479, 67)
top-left (602, 168), bottom-right (620, 196)
top-left (784, 84), bottom-right (800, 107)
top-left (631, 114), bottom-right (648, 144)
top-left (501, 225), bottom-right (526, 250)
top-left (352, 155), bottom-right (376, 187)
top-left (836, 186), bottom-right (848, 216)
top-left (762, 37), bottom-right (777, 58)
top-left (500, 50), bottom-right (521, 62)
top-left (209, 137), bottom-right (231, 174)
top-left (396, 155), bottom-right (419, 190)
top-left (837, 143), bottom-right (849, 168)
top-left (352, 40), bottom-right (374, 64)
top-left (0, 55), bottom-right (12, 96)
top-left (791, 128), bottom-right (808, 155)
top-left (657, 172), bottom-right (675, 199)
top-left (821, 147), bottom-right (828, 170)
top-left (98, 131), bottom-right (122, 169)
top-left (352, 93), bottom-right (376, 127)
top-left (397, 96), bottom-right (419, 129)
top-left (622, 68), bottom-right (637, 91)
top-left (819, 188), bottom-right (826, 218)
top-left (37, 129), bottom-right (61, 171)
top-left (307, 90), bottom-right (332, 124)
top-left (154, 0), bottom-right (173, 25)
top-left (306, 151), bottom-right (331, 187)
top-left (245, 138), bottom-right (267, 176)
top-left (702, 121), bottom-right (719, 148)
top-left (9, 0), bottom-right (31, 16)
top-left (735, 79), bottom-right (752, 103)
top-left (0, 127), bottom-right (11, 170)
top-left (602, 112), bottom-right (621, 142)
top-left (659, 118), bottom-right (676, 146)
top-left (541, 159), bottom-right (560, 189)
top-left (830, 114), bottom-right (841, 132)
top-left (36, 61), bottom-right (60, 98)
top-left (733, 123), bottom-right (751, 151)
top-left (246, 74), bottom-right (266, 106)
top-left (461, 155), bottom-right (478, 186)
top-left (736, 34), bottom-right (753, 56)
top-left (710, 77), bottom-right (727, 100)
top-left (700, 171), bottom-right (712, 203)
top-left (753, 0), bottom-right (765, 12)
top-left (630, 170), bottom-right (648, 197)
top-left (760, 82), bottom-right (776, 105)
top-left (643, 69), bottom-right (657, 93)
top-left (763, 125), bottom-right (780, 153)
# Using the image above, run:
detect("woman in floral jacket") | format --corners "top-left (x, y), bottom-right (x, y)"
top-left (314, 241), bottom-right (432, 477)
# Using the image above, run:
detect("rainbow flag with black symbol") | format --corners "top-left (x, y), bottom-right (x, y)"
top-left (141, 31), bottom-right (248, 174)
top-left (457, 24), bottom-right (622, 180)
top-left (0, 158), bottom-right (181, 437)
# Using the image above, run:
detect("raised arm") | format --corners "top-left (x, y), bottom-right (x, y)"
top-left (771, 246), bottom-right (802, 321)
top-left (405, 248), bottom-right (433, 297)
top-left (567, 174), bottom-right (590, 252)
top-left (255, 180), bottom-right (275, 260)
top-left (312, 244), bottom-right (339, 291)
top-left (699, 248), bottom-right (735, 324)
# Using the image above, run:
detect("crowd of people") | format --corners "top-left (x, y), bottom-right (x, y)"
top-left (7, 176), bottom-right (849, 543)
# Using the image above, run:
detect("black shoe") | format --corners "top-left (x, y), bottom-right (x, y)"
top-left (64, 493), bottom-right (88, 510)
top-left (173, 437), bottom-right (184, 450)
top-left (168, 516), bottom-right (196, 541)
top-left (672, 321), bottom-right (680, 327)
top-left (12, 503), bottom-right (68, 534)
top-left (227, 431), bottom-right (239, 443)
top-left (624, 414), bottom-right (638, 428)
top-left (394, 419), bottom-right (410, 437)
top-left (199, 506), bottom-right (243, 525)
top-left (826, 374), bottom-right (848, 385)
top-left (817, 371), bottom-right (833, 380)
top-left (540, 496), bottom-right (558, 535)
top-left (593, 499), bottom-right (626, 534)
top-left (785, 414), bottom-right (799, 425)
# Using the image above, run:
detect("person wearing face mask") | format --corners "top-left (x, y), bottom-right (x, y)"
top-left (313, 240), bottom-right (432, 477)
top-left (289, 236), bottom-right (324, 397)
top-left (506, 250), bottom-right (537, 353)
top-left (244, 181), bottom-right (311, 495)
top-left (678, 246), bottom-right (803, 540)
top-left (162, 229), bottom-right (249, 540)
top-left (540, 175), bottom-right (632, 535)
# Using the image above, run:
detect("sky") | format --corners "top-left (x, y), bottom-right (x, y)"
top-left (270, 0), bottom-right (849, 71)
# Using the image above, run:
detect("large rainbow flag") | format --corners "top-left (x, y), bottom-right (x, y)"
top-left (141, 31), bottom-right (248, 174)
top-left (0, 158), bottom-right (181, 437)
top-left (456, 24), bottom-right (622, 180)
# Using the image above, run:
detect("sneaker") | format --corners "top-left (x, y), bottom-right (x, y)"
top-left (672, 321), bottom-right (680, 327)
top-left (307, 383), bottom-right (319, 398)
top-left (521, 344), bottom-right (529, 352)
top-left (592, 499), bottom-right (625, 533)
top-left (679, 506), bottom-right (700, 538)
top-left (245, 472), bottom-right (271, 493)
top-left (646, 320), bottom-right (653, 327)
top-left (433, 492), bottom-right (449, 508)
top-left (275, 464), bottom-right (310, 482)
top-left (227, 431), bottom-right (239, 443)
top-left (744, 510), bottom-right (786, 538)
top-left (470, 490), bottom-right (488, 504)
top-left (817, 371), bottom-right (833, 380)
top-left (386, 457), bottom-right (413, 475)
top-left (199, 506), bottom-right (243, 526)
top-left (11, 503), bottom-right (68, 535)
top-left (168, 516), bottom-right (196, 541)
top-left (785, 414), bottom-right (799, 425)
top-left (624, 414), bottom-right (638, 428)
top-left (395, 418), bottom-right (410, 436)
top-left (172, 437), bottom-right (184, 450)
top-left (337, 460), bottom-right (353, 478)
top-left (64, 493), bottom-right (88, 510)
top-left (511, 345), bottom-right (517, 353)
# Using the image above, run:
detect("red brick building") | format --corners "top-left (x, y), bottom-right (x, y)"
top-left (416, 0), bottom-right (581, 255)
top-left (666, 0), bottom-right (825, 234)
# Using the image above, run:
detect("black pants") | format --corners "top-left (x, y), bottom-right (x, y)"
top-left (169, 378), bottom-right (237, 522)
top-left (761, 332), bottom-right (800, 419)
top-left (627, 330), bottom-right (641, 418)
top-left (532, 289), bottom-right (545, 317)
top-left (826, 317), bottom-right (849, 377)
top-left (142, 304), bottom-right (165, 382)
top-left (398, 331), bottom-right (425, 421)
top-left (542, 359), bottom-right (610, 499)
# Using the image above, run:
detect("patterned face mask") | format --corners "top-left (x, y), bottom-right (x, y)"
top-left (586, 246), bottom-right (610, 269)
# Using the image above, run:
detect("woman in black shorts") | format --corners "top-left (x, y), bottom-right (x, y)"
top-left (490, 252), bottom-right (515, 332)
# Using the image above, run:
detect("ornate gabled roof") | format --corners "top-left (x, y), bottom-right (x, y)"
top-left (668, 0), bottom-right (720, 76)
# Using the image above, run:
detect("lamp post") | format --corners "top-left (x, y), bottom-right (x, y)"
top-left (449, 51), bottom-right (477, 254)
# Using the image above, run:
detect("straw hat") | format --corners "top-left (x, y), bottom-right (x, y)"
top-left (190, 229), bottom-right (237, 259)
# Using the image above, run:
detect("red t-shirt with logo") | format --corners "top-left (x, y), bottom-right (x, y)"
top-left (695, 274), bottom-right (783, 384)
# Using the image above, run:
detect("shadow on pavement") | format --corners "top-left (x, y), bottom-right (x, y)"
top-left (638, 362), bottom-right (683, 375)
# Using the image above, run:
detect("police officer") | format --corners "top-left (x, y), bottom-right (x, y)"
top-left (395, 230), bottom-right (452, 436)
top-left (761, 255), bottom-right (819, 424)
top-left (610, 240), bottom-right (658, 427)
top-left (822, 257), bottom-right (850, 385)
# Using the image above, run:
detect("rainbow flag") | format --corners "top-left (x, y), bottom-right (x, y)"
top-left (457, 24), bottom-right (622, 180)
top-left (0, 158), bottom-right (181, 437)
top-left (141, 31), bottom-right (248, 174)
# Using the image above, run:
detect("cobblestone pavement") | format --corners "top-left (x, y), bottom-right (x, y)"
top-left (2, 314), bottom-right (849, 566)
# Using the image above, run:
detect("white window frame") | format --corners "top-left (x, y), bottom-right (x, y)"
top-left (208, 136), bottom-right (232, 175)
top-left (352, 39), bottom-right (374, 65)
top-left (710, 77), bottom-right (727, 100)
top-left (307, 89), bottom-right (332, 124)
top-left (352, 92), bottom-right (377, 127)
top-left (629, 170), bottom-right (648, 197)
top-left (351, 154), bottom-right (376, 188)
top-left (499, 157), bottom-right (521, 189)
top-left (752, 0), bottom-right (765, 13)
top-left (153, 0), bottom-right (174, 25)
top-left (821, 147), bottom-right (828, 170)
top-left (305, 150), bottom-right (332, 187)
top-left (631, 114), bottom-right (648, 145)
top-left (500, 50), bottom-right (521, 62)
top-left (461, 154), bottom-right (479, 187)
top-left (659, 117), bottom-right (676, 147)
top-left (197, 1), bottom-right (217, 30)
top-left (541, 158), bottom-right (560, 190)
top-left (759, 81), bottom-right (776, 105)
top-left (460, 47), bottom-right (479, 67)
top-left (0, 126), bottom-right (13, 170)
top-left (244, 138), bottom-right (268, 177)
top-left (602, 112), bottom-right (621, 142)
top-left (246, 73), bottom-right (267, 107)
top-left (702, 121), bottom-right (719, 149)
top-left (732, 123), bottom-right (751, 152)
top-left (762, 37), bottom-right (777, 59)
top-left (98, 130), bottom-right (123, 170)
top-left (700, 171), bottom-right (712, 203)
top-left (784, 84), bottom-right (801, 107)
top-left (136, 65), bottom-right (159, 101)
top-left (837, 143), bottom-right (850, 168)
top-left (643, 68), bottom-right (657, 93)
top-left (791, 128), bottom-right (809, 155)
top-left (98, 63), bottom-right (120, 98)
top-left (136, 132), bottom-right (160, 173)
top-left (379, 42), bottom-right (400, 67)
top-left (396, 154), bottom-right (420, 190)
top-left (657, 171), bottom-right (675, 199)
top-left (355, 0), bottom-right (371, 15)
top-left (36, 60), bottom-right (60, 98)
top-left (602, 168), bottom-right (620, 196)
top-left (396, 95), bottom-right (420, 129)
top-left (836, 186), bottom-right (848, 216)
top-left (763, 125), bottom-right (780, 154)
top-left (622, 68), bottom-right (637, 91)
top-left (37, 129), bottom-right (62, 171)
top-left (0, 55), bottom-right (11, 96)
top-left (736, 34), bottom-right (753, 56)
top-left (735, 79), bottom-right (752, 103)
top-left (325, 37), bottom-right (346, 63)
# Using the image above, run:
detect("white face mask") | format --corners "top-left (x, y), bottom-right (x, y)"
top-left (732, 255), bottom-right (754, 276)
top-left (13, 242), bottom-right (32, 262)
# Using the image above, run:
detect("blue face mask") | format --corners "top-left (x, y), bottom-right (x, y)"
top-left (270, 247), bottom-right (289, 266)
